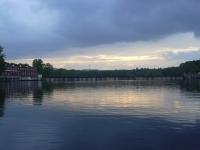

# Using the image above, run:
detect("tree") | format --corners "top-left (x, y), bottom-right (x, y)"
top-left (180, 60), bottom-right (200, 73)
top-left (44, 63), bottom-right (53, 70)
top-left (32, 59), bottom-right (44, 74)
top-left (0, 46), bottom-right (5, 75)
top-left (42, 63), bottom-right (54, 77)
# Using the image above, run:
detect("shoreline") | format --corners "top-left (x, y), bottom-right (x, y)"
top-left (0, 76), bottom-right (184, 82)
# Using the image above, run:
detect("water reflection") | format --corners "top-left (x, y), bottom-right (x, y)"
top-left (0, 82), bottom-right (43, 116)
top-left (180, 80), bottom-right (200, 91)
top-left (0, 80), bottom-right (200, 150)
top-left (32, 82), bottom-right (43, 106)
top-left (34, 80), bottom-right (200, 124)
top-left (0, 80), bottom-right (200, 120)
top-left (0, 90), bottom-right (5, 117)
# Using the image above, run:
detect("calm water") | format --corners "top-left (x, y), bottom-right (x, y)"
top-left (0, 80), bottom-right (200, 150)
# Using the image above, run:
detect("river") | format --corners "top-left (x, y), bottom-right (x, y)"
top-left (0, 80), bottom-right (200, 150)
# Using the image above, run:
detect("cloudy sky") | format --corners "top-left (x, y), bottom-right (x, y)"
top-left (0, 0), bottom-right (200, 69)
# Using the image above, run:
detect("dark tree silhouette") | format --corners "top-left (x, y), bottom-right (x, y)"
top-left (0, 46), bottom-right (5, 75)
top-left (30, 59), bottom-right (200, 79)
top-left (32, 59), bottom-right (44, 74)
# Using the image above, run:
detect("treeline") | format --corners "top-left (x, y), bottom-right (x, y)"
top-left (32, 59), bottom-right (200, 78)
top-left (3, 59), bottom-right (200, 78)
top-left (44, 67), bottom-right (181, 78)
top-left (180, 60), bottom-right (200, 73)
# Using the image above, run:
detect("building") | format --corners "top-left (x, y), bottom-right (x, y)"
top-left (0, 63), bottom-right (41, 81)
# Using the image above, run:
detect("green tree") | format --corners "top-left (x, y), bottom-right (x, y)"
top-left (0, 46), bottom-right (5, 75)
top-left (180, 60), bottom-right (200, 73)
top-left (32, 59), bottom-right (44, 74)
top-left (42, 63), bottom-right (54, 77)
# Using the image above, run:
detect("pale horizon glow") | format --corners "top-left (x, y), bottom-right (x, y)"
top-left (8, 32), bottom-right (200, 69)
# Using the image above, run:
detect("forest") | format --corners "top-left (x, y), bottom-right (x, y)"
top-left (32, 59), bottom-right (200, 78)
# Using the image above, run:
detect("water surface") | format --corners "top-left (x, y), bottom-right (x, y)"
top-left (0, 80), bottom-right (200, 150)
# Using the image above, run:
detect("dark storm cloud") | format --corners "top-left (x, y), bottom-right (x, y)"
top-left (49, 0), bottom-right (200, 46)
top-left (0, 0), bottom-right (200, 58)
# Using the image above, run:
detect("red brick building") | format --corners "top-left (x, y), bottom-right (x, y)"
top-left (0, 63), bottom-right (40, 80)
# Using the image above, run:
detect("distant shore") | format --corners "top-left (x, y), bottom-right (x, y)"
top-left (1, 59), bottom-right (200, 82)
top-left (44, 77), bottom-right (184, 82)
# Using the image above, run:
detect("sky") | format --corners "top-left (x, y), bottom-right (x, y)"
top-left (0, 0), bottom-right (200, 69)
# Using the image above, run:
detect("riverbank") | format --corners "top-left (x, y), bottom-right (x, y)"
top-left (0, 76), bottom-right (41, 81)
top-left (2, 76), bottom-right (200, 82)
top-left (44, 77), bottom-right (184, 82)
